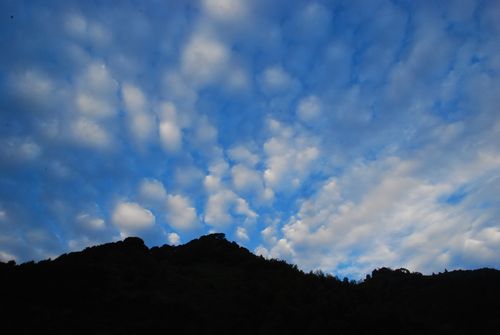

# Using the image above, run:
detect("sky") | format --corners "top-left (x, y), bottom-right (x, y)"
top-left (0, 0), bottom-right (499, 279)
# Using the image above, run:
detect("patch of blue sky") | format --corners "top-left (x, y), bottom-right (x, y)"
top-left (442, 188), bottom-right (468, 205)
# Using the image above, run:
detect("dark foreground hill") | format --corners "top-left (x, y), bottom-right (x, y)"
top-left (0, 234), bottom-right (499, 334)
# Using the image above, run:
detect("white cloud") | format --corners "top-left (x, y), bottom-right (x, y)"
top-left (254, 245), bottom-right (270, 258)
top-left (204, 174), bottom-right (222, 192)
top-left (181, 32), bottom-right (229, 85)
top-left (263, 119), bottom-right (320, 192)
top-left (230, 163), bottom-right (273, 204)
top-left (159, 122), bottom-right (182, 152)
top-left (74, 63), bottom-right (118, 121)
top-left (0, 137), bottom-right (41, 162)
top-left (0, 250), bottom-right (17, 262)
top-left (121, 83), bottom-right (155, 144)
top-left (262, 149), bottom-right (500, 278)
top-left (122, 83), bottom-right (146, 112)
top-left (76, 213), bottom-right (106, 231)
top-left (87, 22), bottom-right (111, 46)
top-left (267, 238), bottom-right (295, 259)
top-left (9, 69), bottom-right (64, 119)
top-left (231, 164), bottom-right (262, 192)
top-left (204, 189), bottom-right (235, 226)
top-left (261, 224), bottom-right (278, 245)
top-left (10, 70), bottom-right (54, 104)
top-left (138, 179), bottom-right (167, 204)
top-left (202, 0), bottom-right (248, 22)
top-left (158, 102), bottom-right (182, 153)
top-left (78, 63), bottom-right (117, 97)
top-left (228, 145), bottom-right (259, 166)
top-left (75, 92), bottom-right (115, 119)
top-left (235, 198), bottom-right (257, 221)
top-left (168, 232), bottom-right (180, 245)
top-left (65, 14), bottom-right (87, 36)
top-left (65, 14), bottom-right (111, 46)
top-left (0, 210), bottom-right (7, 222)
top-left (65, 63), bottom-right (119, 152)
top-left (71, 118), bottom-right (112, 149)
top-left (385, 11), bottom-right (454, 112)
top-left (203, 174), bottom-right (258, 227)
top-left (263, 187), bottom-right (275, 202)
top-left (297, 95), bottom-right (322, 121)
top-left (112, 202), bottom-right (155, 231)
top-left (236, 226), bottom-right (249, 241)
top-left (166, 194), bottom-right (199, 231)
top-left (259, 66), bottom-right (296, 93)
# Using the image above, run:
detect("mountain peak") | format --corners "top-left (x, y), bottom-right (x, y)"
top-left (166, 233), bottom-right (255, 265)
top-left (200, 232), bottom-right (226, 241)
top-left (122, 236), bottom-right (147, 249)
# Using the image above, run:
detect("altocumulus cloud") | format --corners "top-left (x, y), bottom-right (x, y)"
top-left (112, 202), bottom-right (155, 237)
top-left (0, 0), bottom-right (499, 278)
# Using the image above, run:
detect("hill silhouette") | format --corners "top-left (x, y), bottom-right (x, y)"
top-left (0, 233), bottom-right (498, 334)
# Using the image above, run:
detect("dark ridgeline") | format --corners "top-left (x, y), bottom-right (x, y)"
top-left (0, 234), bottom-right (498, 334)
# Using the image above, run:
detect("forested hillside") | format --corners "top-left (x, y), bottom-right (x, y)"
top-left (1, 234), bottom-right (498, 334)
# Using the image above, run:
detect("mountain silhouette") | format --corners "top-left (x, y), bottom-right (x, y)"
top-left (0, 233), bottom-right (498, 334)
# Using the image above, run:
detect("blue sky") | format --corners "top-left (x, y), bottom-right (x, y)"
top-left (1, 0), bottom-right (499, 278)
